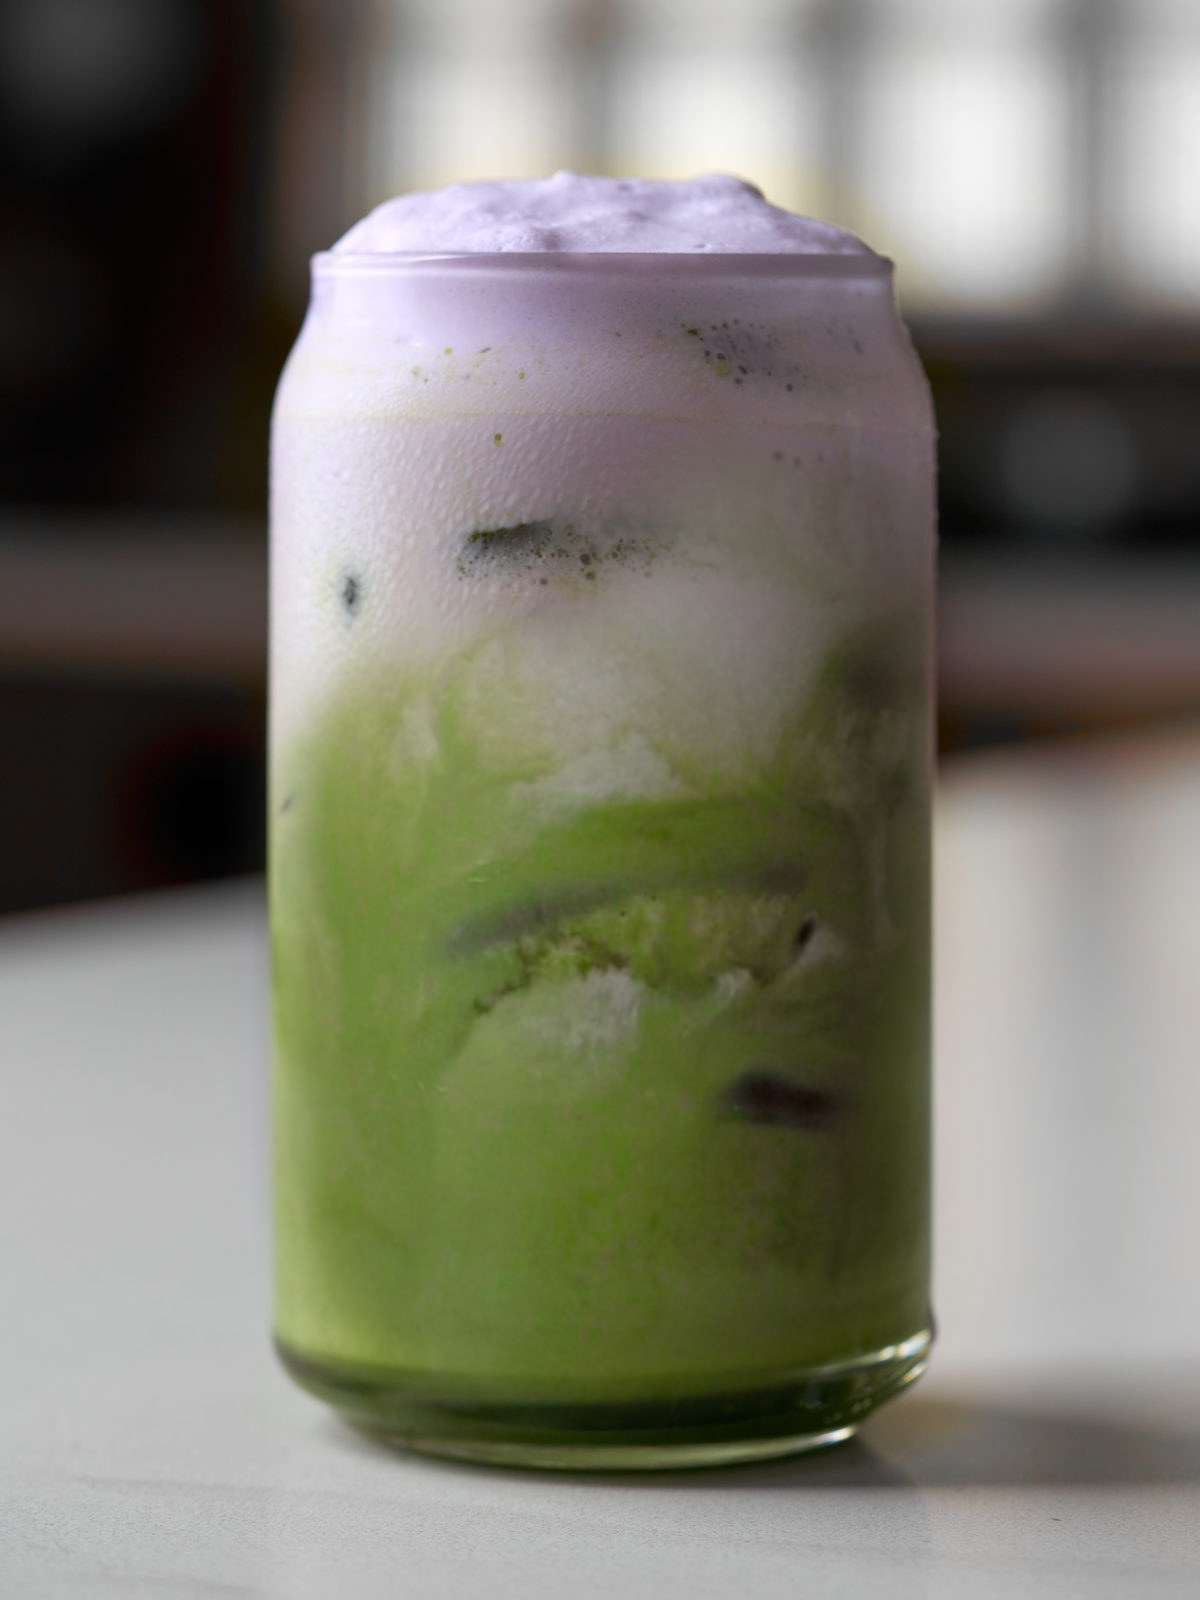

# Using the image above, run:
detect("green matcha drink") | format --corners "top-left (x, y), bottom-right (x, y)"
top-left (270, 175), bottom-right (935, 1466)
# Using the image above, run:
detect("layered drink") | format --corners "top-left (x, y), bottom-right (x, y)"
top-left (270, 173), bottom-right (935, 1467)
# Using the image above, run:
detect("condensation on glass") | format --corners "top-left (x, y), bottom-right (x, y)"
top-left (269, 252), bottom-right (936, 1468)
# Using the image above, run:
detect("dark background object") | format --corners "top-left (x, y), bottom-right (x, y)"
top-left (0, 0), bottom-right (287, 511)
top-left (0, 0), bottom-right (1195, 915)
top-left (0, 672), bottom-right (263, 911)
top-left (0, 0), bottom-right (283, 912)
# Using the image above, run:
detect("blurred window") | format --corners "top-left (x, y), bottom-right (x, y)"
top-left (1110, 0), bottom-right (1200, 307)
top-left (853, 0), bottom-right (1070, 310)
top-left (359, 0), bottom-right (1198, 320)
top-left (362, 0), bottom-right (576, 197)
top-left (610, 0), bottom-right (824, 215)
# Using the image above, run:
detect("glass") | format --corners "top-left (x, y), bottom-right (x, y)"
top-left (269, 251), bottom-right (935, 1468)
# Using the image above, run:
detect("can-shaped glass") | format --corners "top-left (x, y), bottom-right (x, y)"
top-left (270, 252), bottom-right (935, 1469)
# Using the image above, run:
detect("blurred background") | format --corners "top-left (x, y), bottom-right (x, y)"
top-left (0, 0), bottom-right (1196, 914)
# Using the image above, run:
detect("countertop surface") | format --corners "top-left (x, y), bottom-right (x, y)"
top-left (3, 731), bottom-right (1200, 1598)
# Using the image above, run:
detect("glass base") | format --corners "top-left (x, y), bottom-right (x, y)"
top-left (277, 1328), bottom-right (932, 1471)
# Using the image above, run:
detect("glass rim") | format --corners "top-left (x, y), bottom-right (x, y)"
top-left (312, 250), bottom-right (894, 281)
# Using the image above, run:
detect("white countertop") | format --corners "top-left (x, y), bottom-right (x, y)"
top-left (3, 731), bottom-right (1200, 1598)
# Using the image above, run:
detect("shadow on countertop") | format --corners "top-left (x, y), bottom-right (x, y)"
top-left (329, 1392), bottom-right (1200, 1491)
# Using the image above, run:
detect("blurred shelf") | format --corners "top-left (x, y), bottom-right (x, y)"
top-left (0, 516), bottom-right (266, 685)
top-left (912, 314), bottom-right (1200, 369)
top-left (0, 520), bottom-right (1196, 745)
top-left (938, 550), bottom-right (1200, 744)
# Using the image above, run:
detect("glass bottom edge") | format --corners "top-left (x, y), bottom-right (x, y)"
top-left (277, 1327), bottom-right (932, 1471)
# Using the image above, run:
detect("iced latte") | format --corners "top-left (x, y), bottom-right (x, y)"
top-left (270, 174), bottom-right (935, 1466)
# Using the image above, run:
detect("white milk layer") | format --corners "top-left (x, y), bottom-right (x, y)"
top-left (270, 183), bottom-right (933, 774)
